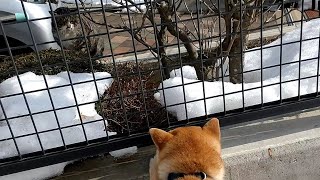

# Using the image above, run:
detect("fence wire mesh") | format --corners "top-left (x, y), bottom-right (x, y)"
top-left (0, 0), bottom-right (319, 176)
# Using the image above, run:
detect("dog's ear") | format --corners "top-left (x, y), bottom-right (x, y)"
top-left (149, 128), bottom-right (173, 150)
top-left (203, 118), bottom-right (221, 141)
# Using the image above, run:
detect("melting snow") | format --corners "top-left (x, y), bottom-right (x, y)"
top-left (155, 18), bottom-right (320, 120)
top-left (0, 72), bottom-right (113, 179)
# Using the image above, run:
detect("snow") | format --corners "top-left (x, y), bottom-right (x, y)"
top-left (0, 71), bottom-right (113, 179)
top-left (170, 66), bottom-right (198, 80)
top-left (155, 18), bottom-right (320, 121)
top-left (243, 19), bottom-right (320, 83)
top-left (109, 146), bottom-right (138, 158)
top-left (0, 162), bottom-right (69, 180)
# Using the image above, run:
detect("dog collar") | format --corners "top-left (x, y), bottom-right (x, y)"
top-left (168, 172), bottom-right (207, 180)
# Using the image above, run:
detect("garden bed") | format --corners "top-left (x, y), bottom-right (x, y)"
top-left (0, 49), bottom-right (178, 134)
top-left (0, 35), bottom-right (279, 134)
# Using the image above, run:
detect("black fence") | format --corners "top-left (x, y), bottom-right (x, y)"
top-left (0, 0), bottom-right (319, 176)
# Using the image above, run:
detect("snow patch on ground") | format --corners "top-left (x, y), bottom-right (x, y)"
top-left (0, 71), bottom-right (113, 179)
top-left (155, 18), bottom-right (320, 120)
top-left (0, 162), bottom-right (69, 180)
top-left (170, 66), bottom-right (198, 80)
top-left (109, 146), bottom-right (138, 158)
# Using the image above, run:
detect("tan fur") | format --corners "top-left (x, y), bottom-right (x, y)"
top-left (149, 118), bottom-right (224, 180)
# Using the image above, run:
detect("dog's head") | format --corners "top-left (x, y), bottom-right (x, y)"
top-left (149, 118), bottom-right (224, 180)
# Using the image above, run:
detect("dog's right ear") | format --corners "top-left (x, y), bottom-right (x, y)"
top-left (203, 118), bottom-right (221, 141)
top-left (149, 128), bottom-right (173, 150)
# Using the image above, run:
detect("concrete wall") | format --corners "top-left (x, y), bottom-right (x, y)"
top-left (221, 109), bottom-right (320, 180)
top-left (224, 136), bottom-right (320, 180)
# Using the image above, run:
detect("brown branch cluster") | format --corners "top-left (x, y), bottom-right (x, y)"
top-left (98, 62), bottom-right (176, 133)
top-left (100, 0), bottom-right (200, 78)
top-left (79, 0), bottom-right (277, 83)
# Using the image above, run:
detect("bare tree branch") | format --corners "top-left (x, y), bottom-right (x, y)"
top-left (158, 1), bottom-right (198, 60)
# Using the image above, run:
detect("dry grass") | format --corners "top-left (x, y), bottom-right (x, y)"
top-left (0, 49), bottom-right (107, 82)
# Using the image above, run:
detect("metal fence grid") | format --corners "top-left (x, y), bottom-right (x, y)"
top-left (0, 0), bottom-right (319, 176)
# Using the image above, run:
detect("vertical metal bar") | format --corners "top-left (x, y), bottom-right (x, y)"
top-left (124, 0), bottom-right (150, 129)
top-left (97, 0), bottom-right (112, 139)
top-left (279, 0), bottom-right (284, 102)
top-left (217, 0), bottom-right (226, 114)
top-left (19, 1), bottom-right (66, 149)
top-left (260, 0), bottom-right (264, 106)
top-left (317, 17), bottom-right (320, 96)
top-left (172, 0), bottom-right (189, 121)
top-left (0, 98), bottom-right (22, 159)
top-left (47, 2), bottom-right (89, 143)
top-left (73, 0), bottom-right (106, 140)
top-left (239, 0), bottom-right (245, 110)
top-left (70, 1), bottom-right (109, 137)
top-left (0, 11), bottom-right (45, 154)
top-left (195, 0), bottom-right (208, 119)
top-left (298, 0), bottom-right (305, 99)
top-left (149, 0), bottom-right (171, 126)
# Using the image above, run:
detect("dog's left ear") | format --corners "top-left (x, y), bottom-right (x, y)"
top-left (203, 118), bottom-right (221, 141)
top-left (149, 128), bottom-right (173, 150)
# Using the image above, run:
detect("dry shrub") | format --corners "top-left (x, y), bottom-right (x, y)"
top-left (0, 49), bottom-right (108, 82)
top-left (98, 62), bottom-right (176, 134)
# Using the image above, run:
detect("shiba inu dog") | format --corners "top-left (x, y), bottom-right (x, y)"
top-left (149, 118), bottom-right (224, 180)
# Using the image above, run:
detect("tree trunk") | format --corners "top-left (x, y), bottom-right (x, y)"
top-left (229, 21), bottom-right (243, 83)
top-left (157, 1), bottom-right (199, 78)
top-left (228, 0), bottom-right (259, 84)
top-left (202, 0), bottom-right (232, 81)
top-left (157, 19), bottom-right (170, 78)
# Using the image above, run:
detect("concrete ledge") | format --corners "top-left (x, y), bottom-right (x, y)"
top-left (54, 108), bottom-right (320, 180)
top-left (224, 136), bottom-right (320, 180)
top-left (221, 109), bottom-right (320, 179)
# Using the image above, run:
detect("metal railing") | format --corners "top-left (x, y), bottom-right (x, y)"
top-left (0, 0), bottom-right (319, 176)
